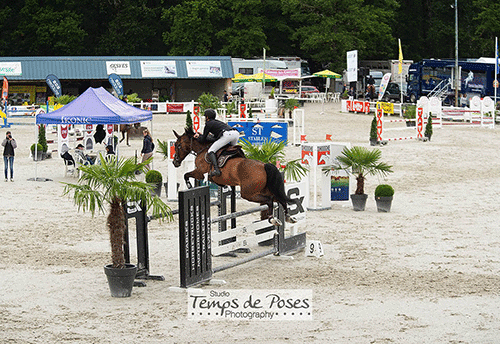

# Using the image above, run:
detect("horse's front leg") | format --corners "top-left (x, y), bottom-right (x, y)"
top-left (183, 169), bottom-right (205, 189)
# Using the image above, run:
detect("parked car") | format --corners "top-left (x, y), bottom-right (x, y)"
top-left (381, 82), bottom-right (404, 103)
top-left (283, 86), bottom-right (320, 97)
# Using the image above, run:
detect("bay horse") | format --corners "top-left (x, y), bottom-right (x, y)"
top-left (114, 123), bottom-right (141, 146)
top-left (172, 127), bottom-right (297, 224)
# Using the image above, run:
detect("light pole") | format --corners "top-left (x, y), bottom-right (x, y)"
top-left (454, 0), bottom-right (459, 106)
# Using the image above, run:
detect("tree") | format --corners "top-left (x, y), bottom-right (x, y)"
top-left (63, 155), bottom-right (172, 268)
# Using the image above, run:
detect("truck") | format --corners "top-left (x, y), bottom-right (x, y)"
top-left (406, 58), bottom-right (497, 104)
top-left (231, 58), bottom-right (287, 75)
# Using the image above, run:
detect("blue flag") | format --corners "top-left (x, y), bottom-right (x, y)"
top-left (496, 37), bottom-right (499, 75)
top-left (45, 74), bottom-right (62, 98)
top-left (108, 73), bottom-right (124, 97)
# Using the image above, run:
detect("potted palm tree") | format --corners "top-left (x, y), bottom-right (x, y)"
top-left (283, 98), bottom-right (299, 119)
top-left (63, 155), bottom-right (172, 297)
top-left (374, 184), bottom-right (394, 212)
top-left (334, 146), bottom-right (393, 211)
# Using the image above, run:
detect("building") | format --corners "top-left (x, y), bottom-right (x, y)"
top-left (0, 56), bottom-right (234, 105)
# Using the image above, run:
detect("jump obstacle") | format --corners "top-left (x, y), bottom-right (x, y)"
top-left (376, 106), bottom-right (425, 142)
top-left (178, 185), bottom-right (306, 288)
top-left (123, 185), bottom-right (306, 288)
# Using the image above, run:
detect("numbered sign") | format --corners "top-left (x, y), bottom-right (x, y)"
top-left (305, 240), bottom-right (324, 258)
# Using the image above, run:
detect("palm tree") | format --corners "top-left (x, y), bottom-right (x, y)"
top-left (240, 138), bottom-right (308, 182)
top-left (335, 146), bottom-right (393, 195)
top-left (63, 155), bottom-right (172, 268)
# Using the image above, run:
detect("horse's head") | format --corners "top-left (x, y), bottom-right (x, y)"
top-left (172, 127), bottom-right (196, 167)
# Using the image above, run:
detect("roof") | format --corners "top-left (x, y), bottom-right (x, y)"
top-left (0, 56), bottom-right (234, 80)
top-left (36, 87), bottom-right (152, 125)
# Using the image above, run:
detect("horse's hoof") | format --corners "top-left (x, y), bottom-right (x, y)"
top-left (285, 215), bottom-right (297, 224)
top-left (268, 217), bottom-right (282, 226)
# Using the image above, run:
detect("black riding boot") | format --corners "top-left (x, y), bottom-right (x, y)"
top-left (207, 152), bottom-right (221, 177)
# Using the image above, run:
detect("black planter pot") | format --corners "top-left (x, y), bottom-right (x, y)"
top-left (350, 194), bottom-right (368, 211)
top-left (369, 138), bottom-right (379, 146)
top-left (104, 264), bottom-right (137, 297)
top-left (153, 183), bottom-right (162, 197)
top-left (406, 120), bottom-right (416, 127)
top-left (375, 196), bottom-right (393, 212)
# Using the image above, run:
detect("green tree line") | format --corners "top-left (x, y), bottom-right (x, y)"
top-left (0, 0), bottom-right (499, 72)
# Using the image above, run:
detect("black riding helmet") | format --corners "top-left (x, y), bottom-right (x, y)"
top-left (204, 109), bottom-right (217, 120)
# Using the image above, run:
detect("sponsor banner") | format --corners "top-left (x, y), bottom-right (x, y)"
top-left (140, 60), bottom-right (177, 78)
top-left (377, 73), bottom-right (392, 101)
top-left (0, 62), bottom-right (22, 76)
top-left (188, 289), bottom-right (313, 321)
top-left (378, 102), bottom-right (394, 114)
top-left (186, 61), bottom-right (222, 77)
top-left (264, 68), bottom-right (300, 79)
top-left (58, 125), bottom-right (70, 156)
top-left (45, 74), bottom-right (62, 98)
top-left (347, 100), bottom-right (370, 113)
top-left (108, 73), bottom-right (124, 97)
top-left (106, 61), bottom-right (131, 75)
top-left (228, 121), bottom-right (288, 145)
top-left (166, 103), bottom-right (184, 113)
top-left (346, 50), bottom-right (358, 83)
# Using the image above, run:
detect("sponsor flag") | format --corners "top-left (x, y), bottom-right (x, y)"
top-left (2, 76), bottom-right (8, 100)
top-left (45, 74), bottom-right (62, 98)
top-left (108, 73), bottom-right (124, 97)
top-left (398, 39), bottom-right (403, 74)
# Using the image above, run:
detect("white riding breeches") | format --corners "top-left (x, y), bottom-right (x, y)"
top-left (208, 130), bottom-right (239, 153)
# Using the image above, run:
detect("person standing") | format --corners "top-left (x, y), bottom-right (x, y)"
top-left (2, 131), bottom-right (17, 182)
top-left (223, 90), bottom-right (229, 102)
top-left (141, 128), bottom-right (154, 171)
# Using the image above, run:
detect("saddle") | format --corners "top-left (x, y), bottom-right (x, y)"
top-left (205, 145), bottom-right (246, 169)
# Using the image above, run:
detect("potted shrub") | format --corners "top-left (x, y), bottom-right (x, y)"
top-left (145, 169), bottom-right (163, 197)
top-left (369, 115), bottom-right (379, 146)
top-left (334, 146), bottom-right (393, 211)
top-left (375, 184), bottom-right (394, 212)
top-left (283, 98), bottom-right (299, 119)
top-left (30, 143), bottom-right (43, 161)
top-left (424, 114), bottom-right (433, 141)
top-left (63, 155), bottom-right (172, 297)
top-left (197, 92), bottom-right (221, 113)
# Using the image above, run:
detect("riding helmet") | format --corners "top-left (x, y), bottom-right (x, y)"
top-left (204, 109), bottom-right (217, 120)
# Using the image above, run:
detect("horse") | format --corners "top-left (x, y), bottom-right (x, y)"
top-left (114, 123), bottom-right (140, 146)
top-left (366, 84), bottom-right (376, 101)
top-left (172, 127), bottom-right (297, 224)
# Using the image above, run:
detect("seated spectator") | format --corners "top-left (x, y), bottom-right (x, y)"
top-left (60, 148), bottom-right (75, 167)
top-left (75, 144), bottom-right (95, 165)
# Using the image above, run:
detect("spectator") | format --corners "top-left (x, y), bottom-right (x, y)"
top-left (141, 129), bottom-right (154, 171)
top-left (75, 143), bottom-right (95, 165)
top-left (2, 131), bottom-right (17, 182)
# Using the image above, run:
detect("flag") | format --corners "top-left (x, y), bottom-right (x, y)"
top-left (325, 134), bottom-right (332, 141)
top-left (2, 76), bottom-right (8, 100)
top-left (398, 39), bottom-right (403, 74)
top-left (45, 74), bottom-right (62, 98)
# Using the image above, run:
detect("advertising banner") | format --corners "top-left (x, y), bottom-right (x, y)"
top-left (186, 61), bottom-right (222, 77)
top-left (0, 62), bottom-right (22, 76)
top-left (45, 74), bottom-right (62, 98)
top-left (106, 61), bottom-right (131, 75)
top-left (264, 69), bottom-right (300, 79)
top-left (166, 103), bottom-right (184, 113)
top-left (108, 73), bottom-right (124, 97)
top-left (377, 73), bottom-right (392, 100)
top-left (58, 124), bottom-right (70, 156)
top-left (140, 60), bottom-right (177, 78)
top-left (228, 121), bottom-right (287, 145)
top-left (346, 50), bottom-right (358, 82)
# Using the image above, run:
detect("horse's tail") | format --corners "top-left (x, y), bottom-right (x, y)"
top-left (264, 163), bottom-right (294, 207)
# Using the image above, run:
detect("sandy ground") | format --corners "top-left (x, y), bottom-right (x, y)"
top-left (1, 101), bottom-right (500, 344)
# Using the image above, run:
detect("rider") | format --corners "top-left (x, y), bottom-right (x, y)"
top-left (193, 109), bottom-right (239, 177)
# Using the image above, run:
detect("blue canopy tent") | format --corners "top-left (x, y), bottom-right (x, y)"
top-left (36, 87), bottom-right (152, 125)
top-left (31, 87), bottom-right (153, 181)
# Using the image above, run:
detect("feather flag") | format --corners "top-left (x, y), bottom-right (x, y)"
top-left (496, 37), bottom-right (499, 75)
top-left (2, 76), bottom-right (8, 100)
top-left (398, 39), bottom-right (403, 74)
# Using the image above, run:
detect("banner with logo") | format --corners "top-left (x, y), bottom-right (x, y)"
top-left (140, 60), bottom-right (177, 78)
top-left (186, 61), bottom-right (222, 77)
top-left (0, 62), bottom-right (22, 76)
top-left (106, 61), bottom-right (131, 75)
top-left (45, 74), bottom-right (62, 98)
top-left (346, 50), bottom-right (358, 82)
top-left (108, 73), bottom-right (124, 97)
top-left (377, 73), bottom-right (392, 101)
top-left (2, 76), bottom-right (8, 100)
top-left (228, 121), bottom-right (287, 145)
top-left (58, 125), bottom-right (70, 156)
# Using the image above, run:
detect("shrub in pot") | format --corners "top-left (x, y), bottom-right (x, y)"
top-left (145, 169), bottom-right (163, 197)
top-left (63, 155), bottom-right (172, 297)
top-left (334, 146), bottom-right (393, 211)
top-left (30, 143), bottom-right (43, 161)
top-left (424, 114), bottom-right (433, 141)
top-left (374, 184), bottom-right (394, 212)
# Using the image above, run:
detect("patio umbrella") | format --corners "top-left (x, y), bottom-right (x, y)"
top-left (249, 72), bottom-right (277, 83)
top-left (232, 73), bottom-right (253, 83)
top-left (313, 70), bottom-right (342, 79)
